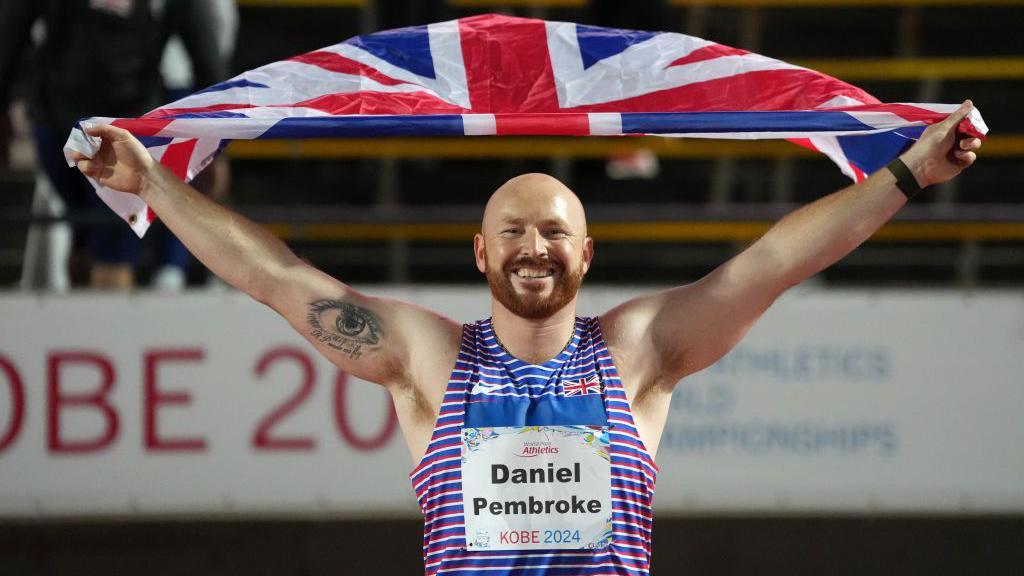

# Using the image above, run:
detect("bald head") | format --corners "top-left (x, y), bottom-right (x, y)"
top-left (474, 173), bottom-right (594, 319)
top-left (482, 173), bottom-right (587, 236)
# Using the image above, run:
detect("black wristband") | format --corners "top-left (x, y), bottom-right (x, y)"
top-left (886, 157), bottom-right (922, 199)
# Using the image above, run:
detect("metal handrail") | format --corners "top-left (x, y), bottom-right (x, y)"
top-left (3, 204), bottom-right (1023, 242)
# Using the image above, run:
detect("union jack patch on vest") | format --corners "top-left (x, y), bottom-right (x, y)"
top-left (562, 375), bottom-right (602, 397)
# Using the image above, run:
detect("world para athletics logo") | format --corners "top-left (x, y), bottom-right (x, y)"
top-left (517, 440), bottom-right (559, 458)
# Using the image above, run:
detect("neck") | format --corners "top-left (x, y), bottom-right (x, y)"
top-left (491, 299), bottom-right (577, 365)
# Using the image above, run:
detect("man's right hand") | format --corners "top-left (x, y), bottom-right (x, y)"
top-left (70, 124), bottom-right (155, 196)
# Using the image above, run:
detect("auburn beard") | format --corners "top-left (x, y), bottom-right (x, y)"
top-left (485, 255), bottom-right (584, 320)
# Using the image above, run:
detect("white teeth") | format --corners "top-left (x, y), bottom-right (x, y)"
top-left (515, 268), bottom-right (553, 279)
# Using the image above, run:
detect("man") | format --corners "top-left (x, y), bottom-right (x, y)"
top-left (71, 101), bottom-right (981, 575)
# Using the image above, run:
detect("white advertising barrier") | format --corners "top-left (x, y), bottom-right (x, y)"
top-left (0, 288), bottom-right (1022, 517)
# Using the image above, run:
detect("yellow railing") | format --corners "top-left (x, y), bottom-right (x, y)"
top-left (264, 221), bottom-right (1024, 243)
top-left (795, 57), bottom-right (1024, 80)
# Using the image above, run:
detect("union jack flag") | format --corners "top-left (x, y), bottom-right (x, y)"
top-left (563, 375), bottom-right (602, 397)
top-left (64, 13), bottom-right (987, 236)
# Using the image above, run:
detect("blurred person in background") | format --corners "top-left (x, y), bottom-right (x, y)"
top-left (0, 0), bottom-right (229, 291)
top-left (69, 101), bottom-right (980, 573)
top-left (155, 0), bottom-right (237, 290)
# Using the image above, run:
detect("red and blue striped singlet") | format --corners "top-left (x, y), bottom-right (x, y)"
top-left (409, 317), bottom-right (659, 575)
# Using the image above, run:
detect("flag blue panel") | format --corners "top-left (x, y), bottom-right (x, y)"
top-left (837, 127), bottom-right (925, 174)
top-left (168, 111), bottom-right (250, 120)
top-left (575, 24), bottom-right (657, 70)
top-left (196, 78), bottom-right (270, 95)
top-left (621, 111), bottom-right (878, 134)
top-left (260, 115), bottom-right (465, 138)
top-left (347, 25), bottom-right (436, 79)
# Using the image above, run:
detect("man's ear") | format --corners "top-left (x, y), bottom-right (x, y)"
top-left (581, 236), bottom-right (594, 275)
top-left (473, 233), bottom-right (487, 273)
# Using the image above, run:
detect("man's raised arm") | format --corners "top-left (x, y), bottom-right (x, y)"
top-left (72, 124), bottom-right (461, 389)
top-left (604, 101), bottom-right (983, 390)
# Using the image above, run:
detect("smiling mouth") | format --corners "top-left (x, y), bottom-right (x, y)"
top-left (513, 267), bottom-right (555, 279)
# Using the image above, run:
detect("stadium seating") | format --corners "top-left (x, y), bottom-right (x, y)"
top-left (2, 0), bottom-right (1021, 287)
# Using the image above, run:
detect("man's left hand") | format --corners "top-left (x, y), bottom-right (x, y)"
top-left (901, 100), bottom-right (983, 188)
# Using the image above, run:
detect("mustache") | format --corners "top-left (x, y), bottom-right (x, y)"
top-left (503, 257), bottom-right (563, 273)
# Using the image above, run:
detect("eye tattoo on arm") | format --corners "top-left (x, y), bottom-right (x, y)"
top-left (306, 299), bottom-right (385, 360)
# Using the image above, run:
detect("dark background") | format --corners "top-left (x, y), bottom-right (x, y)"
top-left (3, 517), bottom-right (1023, 575)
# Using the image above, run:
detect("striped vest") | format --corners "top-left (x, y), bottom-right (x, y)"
top-left (410, 317), bottom-right (659, 575)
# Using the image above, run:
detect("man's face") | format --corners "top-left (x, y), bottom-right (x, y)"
top-left (475, 174), bottom-right (593, 320)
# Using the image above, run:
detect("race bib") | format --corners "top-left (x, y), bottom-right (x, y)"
top-left (461, 425), bottom-right (612, 551)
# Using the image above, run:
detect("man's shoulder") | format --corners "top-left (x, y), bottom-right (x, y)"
top-left (597, 293), bottom-right (661, 337)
